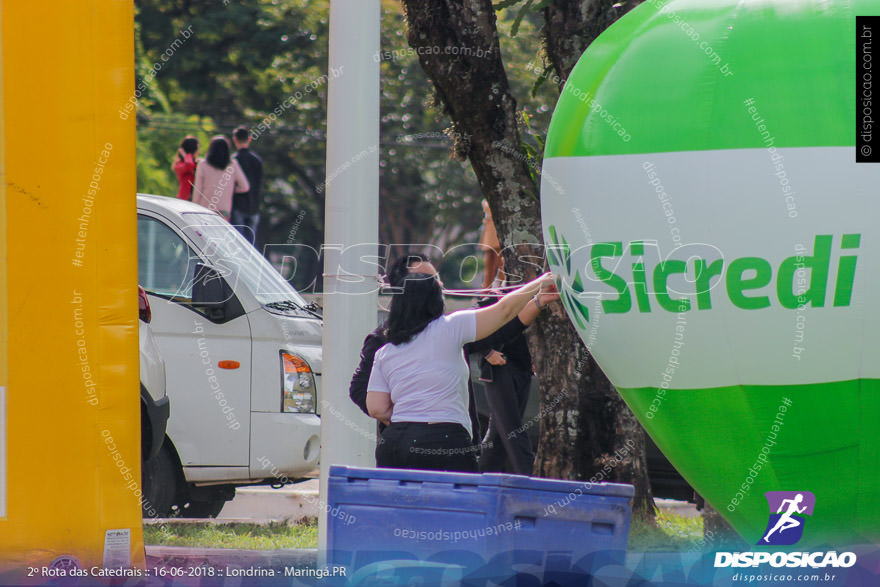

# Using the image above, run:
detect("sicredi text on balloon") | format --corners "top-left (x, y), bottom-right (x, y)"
top-left (557, 234), bottom-right (860, 316)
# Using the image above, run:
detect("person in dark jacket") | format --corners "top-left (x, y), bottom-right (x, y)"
top-left (466, 288), bottom-right (555, 476)
top-left (231, 126), bottom-right (264, 245)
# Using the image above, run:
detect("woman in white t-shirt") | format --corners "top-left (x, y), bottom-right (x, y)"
top-left (366, 270), bottom-right (556, 472)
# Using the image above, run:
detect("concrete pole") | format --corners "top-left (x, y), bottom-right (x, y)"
top-left (319, 0), bottom-right (381, 558)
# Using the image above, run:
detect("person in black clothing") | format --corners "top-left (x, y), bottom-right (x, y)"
top-left (231, 126), bottom-right (264, 245)
top-left (467, 288), bottom-right (557, 475)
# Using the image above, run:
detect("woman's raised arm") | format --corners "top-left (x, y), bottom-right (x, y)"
top-left (474, 272), bottom-right (555, 341)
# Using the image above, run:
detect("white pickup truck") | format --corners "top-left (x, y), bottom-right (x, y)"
top-left (137, 194), bottom-right (322, 517)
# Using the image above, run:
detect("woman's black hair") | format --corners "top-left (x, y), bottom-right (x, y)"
top-left (205, 135), bottom-right (231, 170)
top-left (180, 136), bottom-right (199, 155)
top-left (385, 273), bottom-right (444, 345)
top-left (385, 253), bottom-right (428, 289)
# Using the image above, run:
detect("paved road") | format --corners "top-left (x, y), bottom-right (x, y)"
top-left (216, 479), bottom-right (321, 522)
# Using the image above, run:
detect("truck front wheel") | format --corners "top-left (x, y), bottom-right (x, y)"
top-left (142, 442), bottom-right (179, 518)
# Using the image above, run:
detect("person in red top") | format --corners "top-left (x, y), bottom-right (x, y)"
top-left (173, 136), bottom-right (199, 200)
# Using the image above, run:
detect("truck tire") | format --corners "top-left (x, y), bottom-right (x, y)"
top-left (142, 442), bottom-right (179, 518)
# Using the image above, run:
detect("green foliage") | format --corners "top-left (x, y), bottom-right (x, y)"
top-left (510, 0), bottom-right (534, 37)
top-left (136, 113), bottom-right (215, 196)
top-left (135, 0), bottom-right (497, 290)
top-left (134, 0), bottom-right (567, 290)
top-left (376, 4), bottom-right (482, 252)
top-left (136, 0), bottom-right (333, 290)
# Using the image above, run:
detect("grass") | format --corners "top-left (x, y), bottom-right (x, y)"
top-left (145, 509), bottom-right (703, 552)
top-left (144, 519), bottom-right (319, 550)
top-left (628, 508), bottom-right (705, 552)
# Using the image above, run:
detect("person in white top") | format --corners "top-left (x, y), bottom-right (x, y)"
top-left (367, 269), bottom-right (557, 472)
top-left (191, 135), bottom-right (250, 220)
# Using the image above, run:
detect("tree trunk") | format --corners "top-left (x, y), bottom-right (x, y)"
top-left (542, 0), bottom-right (644, 86)
top-left (529, 309), bottom-right (654, 519)
top-left (400, 0), bottom-right (654, 519)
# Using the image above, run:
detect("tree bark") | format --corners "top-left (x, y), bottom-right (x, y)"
top-left (542, 0), bottom-right (644, 87)
top-left (400, 0), bottom-right (654, 519)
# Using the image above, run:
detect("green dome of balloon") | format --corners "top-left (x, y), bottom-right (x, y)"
top-left (546, 0), bottom-right (860, 158)
top-left (542, 0), bottom-right (880, 547)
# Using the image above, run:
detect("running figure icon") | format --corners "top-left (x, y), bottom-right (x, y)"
top-left (758, 491), bottom-right (815, 546)
top-left (762, 493), bottom-right (807, 543)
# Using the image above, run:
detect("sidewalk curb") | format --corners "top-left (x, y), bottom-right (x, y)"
top-left (144, 516), bottom-right (315, 526)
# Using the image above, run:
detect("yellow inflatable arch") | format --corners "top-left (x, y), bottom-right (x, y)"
top-left (0, 0), bottom-right (143, 573)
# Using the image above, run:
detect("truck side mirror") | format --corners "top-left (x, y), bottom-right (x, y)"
top-left (191, 262), bottom-right (234, 321)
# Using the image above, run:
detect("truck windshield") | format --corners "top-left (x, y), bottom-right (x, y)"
top-left (180, 213), bottom-right (308, 308)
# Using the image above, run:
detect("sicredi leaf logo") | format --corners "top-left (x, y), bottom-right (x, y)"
top-left (759, 491), bottom-right (816, 546)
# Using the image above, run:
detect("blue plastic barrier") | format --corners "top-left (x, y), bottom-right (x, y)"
top-left (326, 465), bottom-right (634, 584)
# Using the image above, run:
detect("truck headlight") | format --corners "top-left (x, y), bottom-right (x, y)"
top-left (281, 352), bottom-right (316, 413)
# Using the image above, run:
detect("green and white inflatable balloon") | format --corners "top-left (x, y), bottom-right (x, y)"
top-left (542, 0), bottom-right (880, 546)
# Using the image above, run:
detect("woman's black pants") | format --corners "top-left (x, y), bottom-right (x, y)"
top-left (480, 364), bottom-right (535, 475)
top-left (376, 422), bottom-right (478, 473)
